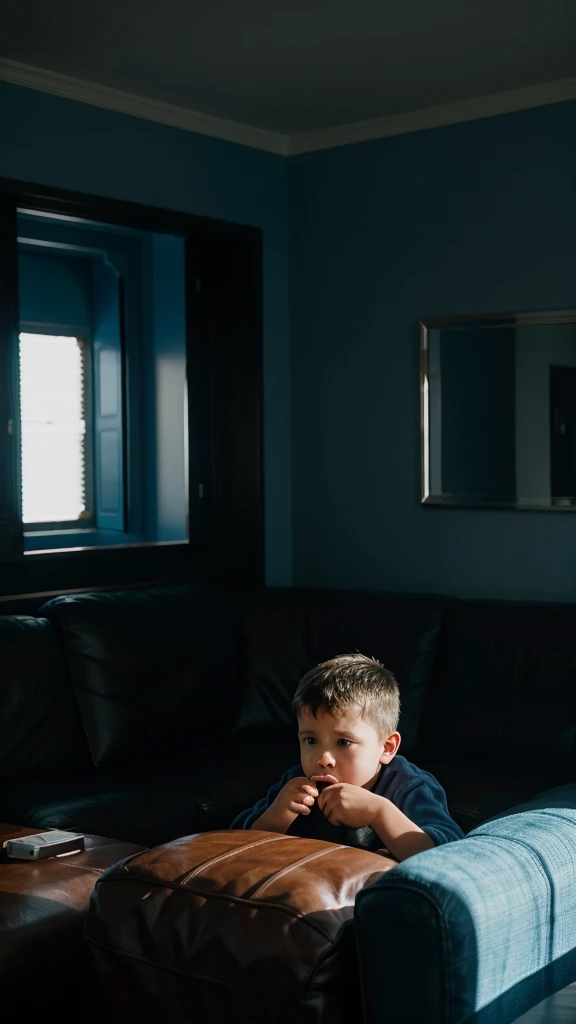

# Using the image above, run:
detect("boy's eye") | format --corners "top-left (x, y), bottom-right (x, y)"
top-left (302, 737), bottom-right (316, 746)
top-left (337, 739), bottom-right (352, 747)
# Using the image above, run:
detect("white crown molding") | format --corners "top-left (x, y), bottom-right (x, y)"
top-left (287, 75), bottom-right (576, 155)
top-left (0, 57), bottom-right (290, 156)
top-left (0, 57), bottom-right (575, 158)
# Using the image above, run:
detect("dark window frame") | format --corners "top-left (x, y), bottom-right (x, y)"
top-left (0, 176), bottom-right (264, 597)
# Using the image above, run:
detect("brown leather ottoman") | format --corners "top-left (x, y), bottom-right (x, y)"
top-left (0, 822), bottom-right (143, 1011)
top-left (88, 829), bottom-right (396, 1024)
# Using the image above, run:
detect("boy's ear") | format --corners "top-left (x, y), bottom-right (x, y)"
top-left (380, 731), bottom-right (401, 764)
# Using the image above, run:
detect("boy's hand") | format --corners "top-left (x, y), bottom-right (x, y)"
top-left (274, 776), bottom-right (319, 818)
top-left (316, 782), bottom-right (382, 829)
top-left (251, 777), bottom-right (319, 833)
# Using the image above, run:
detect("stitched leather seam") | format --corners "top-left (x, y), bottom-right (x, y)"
top-left (251, 845), bottom-right (347, 899)
top-left (180, 834), bottom-right (294, 883)
top-left (3, 937), bottom-right (86, 972)
top-left (96, 874), bottom-right (339, 942)
top-left (58, 864), bottom-right (103, 876)
top-left (85, 935), bottom-right (312, 994)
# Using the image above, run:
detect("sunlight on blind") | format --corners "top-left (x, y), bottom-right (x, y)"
top-left (19, 333), bottom-right (87, 524)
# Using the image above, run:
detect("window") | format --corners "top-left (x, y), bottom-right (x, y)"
top-left (0, 179), bottom-right (263, 590)
top-left (19, 332), bottom-right (90, 526)
top-left (15, 211), bottom-right (189, 551)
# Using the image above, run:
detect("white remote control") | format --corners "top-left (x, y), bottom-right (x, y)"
top-left (3, 830), bottom-right (85, 860)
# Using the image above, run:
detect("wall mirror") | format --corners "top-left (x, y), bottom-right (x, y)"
top-left (421, 311), bottom-right (576, 510)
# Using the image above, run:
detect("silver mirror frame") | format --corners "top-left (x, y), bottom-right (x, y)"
top-left (420, 310), bottom-right (576, 510)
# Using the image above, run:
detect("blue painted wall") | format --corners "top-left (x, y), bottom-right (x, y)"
top-left (0, 81), bottom-right (291, 584)
top-left (4, 82), bottom-right (576, 600)
top-left (289, 101), bottom-right (576, 601)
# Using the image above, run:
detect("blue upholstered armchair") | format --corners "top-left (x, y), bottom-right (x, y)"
top-left (355, 808), bottom-right (576, 1024)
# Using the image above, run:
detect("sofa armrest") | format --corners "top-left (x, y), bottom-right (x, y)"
top-left (354, 810), bottom-right (576, 1024)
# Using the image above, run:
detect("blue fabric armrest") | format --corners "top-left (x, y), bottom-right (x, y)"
top-left (354, 809), bottom-right (576, 1024)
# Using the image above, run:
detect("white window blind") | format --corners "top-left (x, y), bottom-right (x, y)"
top-left (19, 333), bottom-right (88, 524)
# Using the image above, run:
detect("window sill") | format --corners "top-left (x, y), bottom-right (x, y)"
top-left (23, 539), bottom-right (189, 557)
top-left (24, 529), bottom-right (145, 552)
top-left (24, 527), bottom-right (97, 538)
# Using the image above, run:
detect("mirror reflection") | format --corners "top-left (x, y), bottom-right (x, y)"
top-left (421, 312), bottom-right (576, 509)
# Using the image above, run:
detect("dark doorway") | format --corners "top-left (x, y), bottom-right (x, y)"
top-left (550, 365), bottom-right (576, 500)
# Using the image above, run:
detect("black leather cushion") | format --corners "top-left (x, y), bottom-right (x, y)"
top-left (0, 768), bottom-right (202, 847)
top-left (419, 600), bottom-right (576, 769)
top-left (0, 736), bottom-right (300, 848)
top-left (419, 760), bottom-right (568, 834)
top-left (235, 589), bottom-right (447, 753)
top-left (305, 591), bottom-right (447, 752)
top-left (234, 589), bottom-right (313, 735)
top-left (0, 616), bottom-right (90, 781)
top-left (42, 587), bottom-right (240, 768)
top-left (484, 783), bottom-right (576, 822)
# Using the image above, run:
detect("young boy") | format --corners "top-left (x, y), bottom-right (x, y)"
top-left (232, 653), bottom-right (464, 862)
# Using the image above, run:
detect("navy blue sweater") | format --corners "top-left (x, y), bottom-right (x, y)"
top-left (231, 755), bottom-right (464, 852)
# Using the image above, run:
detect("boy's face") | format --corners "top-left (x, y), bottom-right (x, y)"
top-left (297, 703), bottom-right (400, 791)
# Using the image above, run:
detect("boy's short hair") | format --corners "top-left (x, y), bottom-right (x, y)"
top-left (292, 653), bottom-right (400, 738)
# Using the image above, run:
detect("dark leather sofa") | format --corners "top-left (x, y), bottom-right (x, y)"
top-left (1, 584), bottom-right (575, 848)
